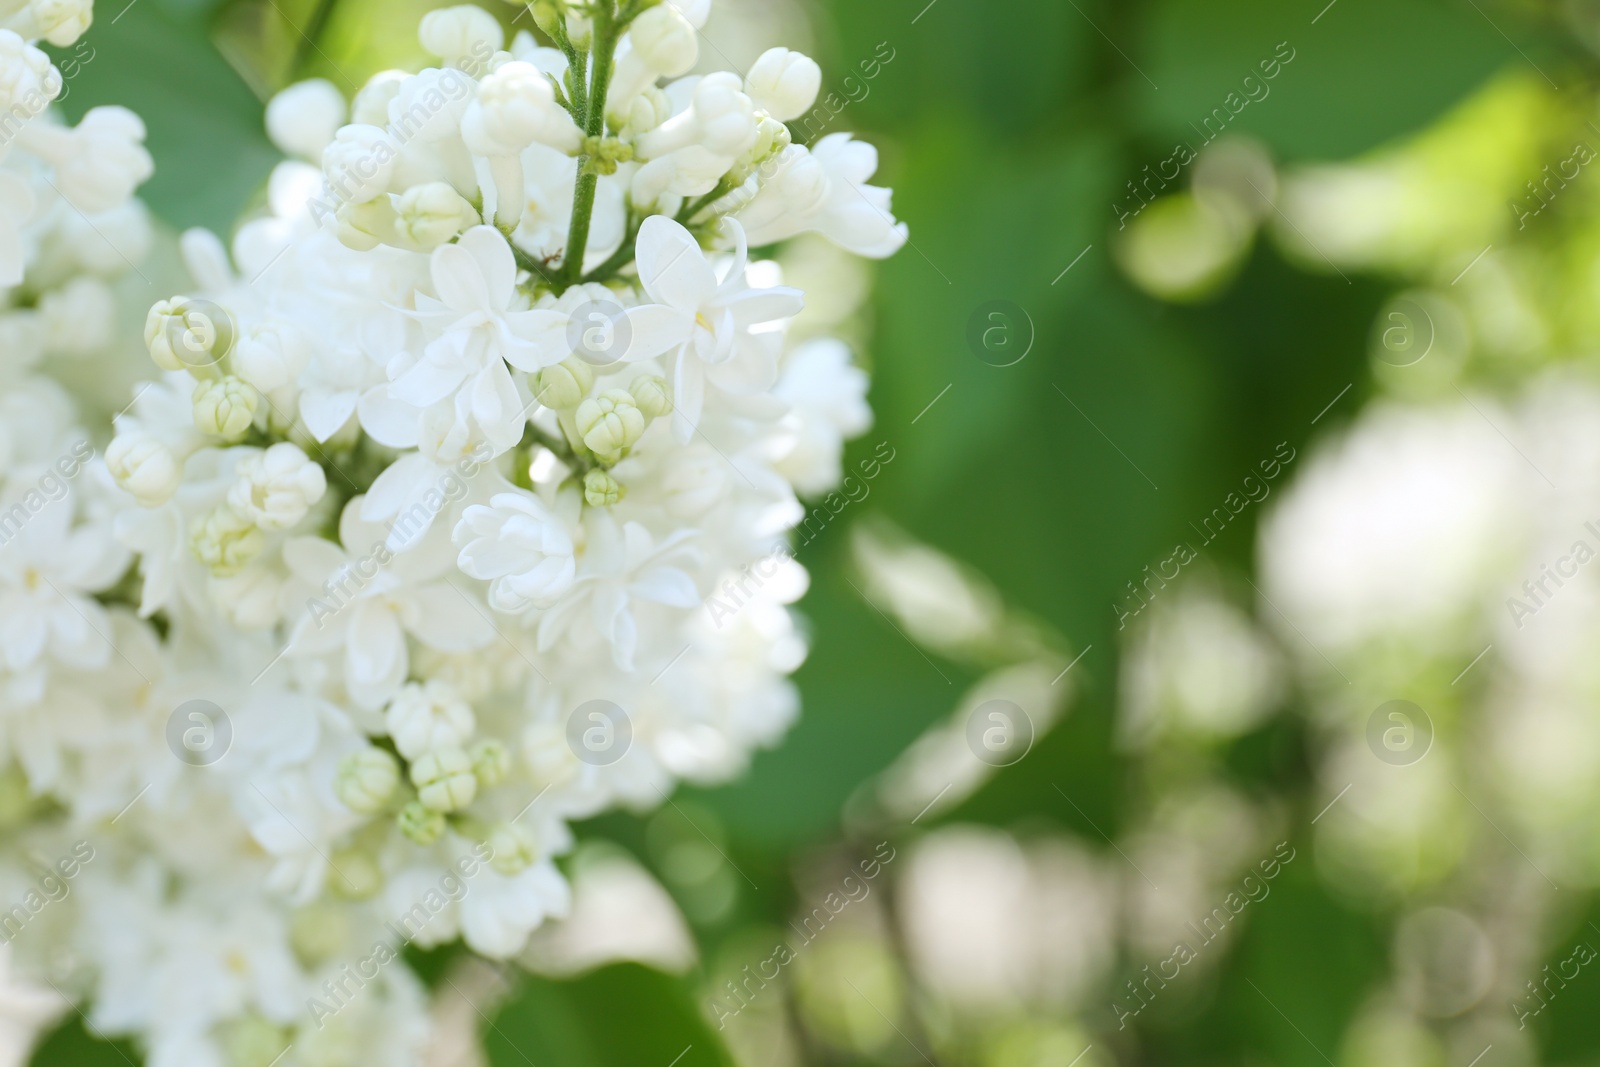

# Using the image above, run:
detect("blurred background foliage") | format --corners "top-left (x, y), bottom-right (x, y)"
top-left (35, 0), bottom-right (1600, 1064)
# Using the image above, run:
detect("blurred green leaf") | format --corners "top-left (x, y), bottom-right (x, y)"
top-left (30, 1016), bottom-right (139, 1067)
top-left (50, 0), bottom-right (280, 233)
top-left (486, 964), bottom-right (737, 1067)
top-left (1136, 0), bottom-right (1527, 161)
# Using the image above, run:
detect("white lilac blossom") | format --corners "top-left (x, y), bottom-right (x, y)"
top-left (0, 2), bottom-right (903, 1065)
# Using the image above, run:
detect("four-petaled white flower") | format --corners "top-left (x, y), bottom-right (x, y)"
top-left (630, 216), bottom-right (805, 440)
top-left (284, 496), bottom-right (495, 707)
top-left (454, 488), bottom-right (578, 613)
top-left (374, 225), bottom-right (563, 453)
top-left (533, 511), bottom-right (702, 671)
top-left (0, 486), bottom-right (128, 671)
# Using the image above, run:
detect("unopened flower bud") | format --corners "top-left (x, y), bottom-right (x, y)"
top-left (576, 389), bottom-right (646, 459)
top-left (192, 376), bottom-right (258, 440)
top-left (535, 359), bottom-right (594, 410)
top-left (629, 375), bottom-right (670, 418)
top-left (411, 746), bottom-right (478, 812)
top-left (618, 87), bottom-right (672, 136)
top-left (729, 115), bottom-right (791, 185)
top-left (351, 70), bottom-right (407, 126)
top-left (529, 0), bottom-right (560, 37)
top-left (191, 506), bottom-right (265, 577)
top-left (470, 739), bottom-right (511, 789)
top-left (208, 565), bottom-right (283, 630)
top-left (334, 196), bottom-right (399, 252)
top-left (746, 47), bottom-right (822, 122)
top-left (397, 800), bottom-right (446, 845)
top-left (395, 182), bottom-right (479, 251)
top-left (463, 60), bottom-right (582, 156)
top-left (584, 469), bottom-right (624, 508)
top-left (322, 124), bottom-right (400, 205)
top-left (145, 297), bottom-right (230, 371)
top-left (265, 79), bottom-right (346, 162)
top-left (564, 10), bottom-right (593, 50)
top-left (227, 442), bottom-right (326, 531)
top-left (106, 432), bottom-right (181, 507)
top-left (336, 748), bottom-right (400, 814)
top-left (484, 822), bottom-right (538, 875)
top-left (233, 323), bottom-right (309, 394)
top-left (326, 848), bottom-right (383, 899)
top-left (630, 5), bottom-right (698, 78)
top-left (419, 5), bottom-right (503, 66)
top-left (386, 680), bottom-right (476, 761)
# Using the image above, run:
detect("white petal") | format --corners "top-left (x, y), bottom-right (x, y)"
top-left (636, 215), bottom-right (717, 311)
top-left (457, 225), bottom-right (518, 305)
top-left (405, 583), bottom-right (495, 651)
top-left (619, 304), bottom-right (694, 363)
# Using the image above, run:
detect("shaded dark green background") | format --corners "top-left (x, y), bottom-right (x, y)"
top-left (38, 0), bottom-right (1598, 1064)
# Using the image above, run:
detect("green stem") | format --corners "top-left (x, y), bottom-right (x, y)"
top-left (580, 216), bottom-right (640, 284)
top-left (559, 1), bottom-right (621, 291)
top-left (527, 421), bottom-right (574, 461)
top-left (544, 7), bottom-right (588, 120)
top-left (675, 179), bottom-right (736, 224)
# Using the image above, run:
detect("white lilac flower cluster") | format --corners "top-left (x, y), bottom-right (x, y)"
top-left (0, 2), bottom-right (900, 1064)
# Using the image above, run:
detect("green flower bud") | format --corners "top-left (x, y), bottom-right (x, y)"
top-left (335, 748), bottom-right (400, 814)
top-left (536, 358), bottom-right (594, 410)
top-left (190, 506), bottom-right (264, 577)
top-left (580, 136), bottom-right (635, 176)
top-left (326, 847), bottom-right (384, 900)
top-left (530, 0), bottom-right (561, 37)
top-left (629, 375), bottom-right (671, 419)
top-left (335, 197), bottom-right (399, 252)
top-left (575, 388), bottom-right (646, 460)
top-left (729, 114), bottom-right (793, 185)
top-left (484, 821), bottom-right (538, 875)
top-left (411, 746), bottom-right (478, 812)
top-left (192, 376), bottom-right (259, 440)
top-left (397, 799), bottom-right (446, 845)
top-left (583, 469), bottom-right (624, 508)
top-left (395, 182), bottom-right (480, 251)
top-left (470, 738), bottom-right (511, 790)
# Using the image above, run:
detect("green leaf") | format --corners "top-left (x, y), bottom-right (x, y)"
top-left (486, 964), bottom-right (736, 1067)
top-left (29, 1015), bottom-right (140, 1067)
top-left (1136, 0), bottom-right (1529, 160)
top-left (49, 0), bottom-right (280, 233)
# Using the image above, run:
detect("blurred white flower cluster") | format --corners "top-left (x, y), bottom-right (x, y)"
top-left (0, 1), bottom-right (903, 1064)
top-left (1114, 71), bottom-right (1600, 1067)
